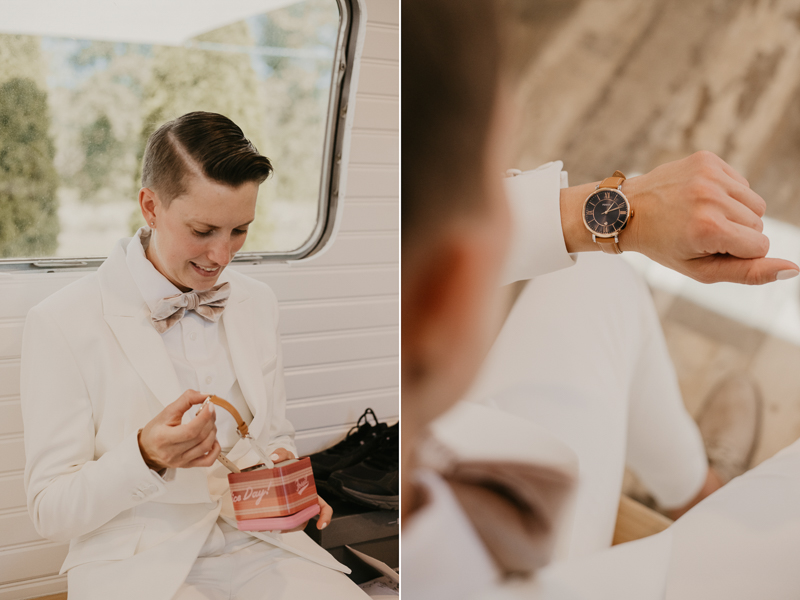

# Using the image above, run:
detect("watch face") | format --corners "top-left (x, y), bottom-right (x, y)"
top-left (583, 189), bottom-right (630, 237)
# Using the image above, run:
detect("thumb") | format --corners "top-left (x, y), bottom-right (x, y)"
top-left (698, 255), bottom-right (799, 285)
top-left (165, 390), bottom-right (208, 422)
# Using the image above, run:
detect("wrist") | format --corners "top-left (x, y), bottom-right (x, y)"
top-left (616, 175), bottom-right (643, 253)
top-left (137, 428), bottom-right (167, 471)
top-left (560, 181), bottom-right (603, 253)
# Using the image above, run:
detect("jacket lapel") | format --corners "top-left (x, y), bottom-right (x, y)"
top-left (98, 240), bottom-right (182, 410)
top-left (220, 282), bottom-right (270, 464)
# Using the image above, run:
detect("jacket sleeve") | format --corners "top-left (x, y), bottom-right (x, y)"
top-left (501, 161), bottom-right (576, 285)
top-left (21, 305), bottom-right (167, 543)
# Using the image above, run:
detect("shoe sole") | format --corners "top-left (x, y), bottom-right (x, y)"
top-left (336, 484), bottom-right (398, 510)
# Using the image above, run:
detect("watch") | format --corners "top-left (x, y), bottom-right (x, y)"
top-left (582, 170), bottom-right (633, 254)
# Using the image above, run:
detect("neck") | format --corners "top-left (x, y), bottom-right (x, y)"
top-left (144, 232), bottom-right (191, 292)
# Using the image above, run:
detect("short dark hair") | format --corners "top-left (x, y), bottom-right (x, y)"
top-left (141, 111), bottom-right (273, 206)
top-left (402, 0), bottom-right (503, 249)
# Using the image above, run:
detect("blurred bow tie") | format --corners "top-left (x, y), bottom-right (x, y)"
top-left (150, 282), bottom-right (231, 334)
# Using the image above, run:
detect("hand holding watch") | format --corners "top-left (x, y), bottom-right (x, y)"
top-left (563, 152), bottom-right (799, 284)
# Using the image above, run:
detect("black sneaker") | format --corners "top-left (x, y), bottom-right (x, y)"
top-left (328, 423), bottom-right (398, 510)
top-left (308, 408), bottom-right (388, 480)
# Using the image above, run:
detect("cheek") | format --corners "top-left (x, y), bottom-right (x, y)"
top-left (232, 234), bottom-right (248, 253)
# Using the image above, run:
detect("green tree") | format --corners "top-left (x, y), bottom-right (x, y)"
top-left (130, 20), bottom-right (268, 234)
top-left (258, 0), bottom-right (339, 206)
top-left (0, 78), bottom-right (59, 257)
top-left (75, 112), bottom-right (124, 196)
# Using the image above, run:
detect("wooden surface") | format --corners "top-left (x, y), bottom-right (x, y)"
top-left (612, 494), bottom-right (673, 546)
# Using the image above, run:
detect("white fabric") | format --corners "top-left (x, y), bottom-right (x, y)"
top-left (479, 437), bottom-right (800, 600)
top-left (402, 469), bottom-right (499, 600)
top-left (502, 161), bottom-right (575, 285)
top-left (21, 234), bottom-right (347, 600)
top-left (466, 252), bottom-right (708, 558)
top-left (174, 531), bottom-right (368, 599)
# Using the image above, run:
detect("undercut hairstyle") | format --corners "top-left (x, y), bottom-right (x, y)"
top-left (141, 112), bottom-right (273, 206)
top-left (402, 0), bottom-right (503, 251)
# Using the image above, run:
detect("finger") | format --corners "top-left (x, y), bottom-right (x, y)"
top-left (693, 255), bottom-right (800, 285)
top-left (722, 178), bottom-right (766, 218)
top-left (719, 195), bottom-right (764, 232)
top-left (269, 448), bottom-right (295, 464)
top-left (184, 439), bottom-right (221, 468)
top-left (179, 403), bottom-right (217, 441)
top-left (714, 221), bottom-right (771, 259)
top-left (164, 390), bottom-right (208, 424)
top-left (317, 497), bottom-right (333, 530)
top-left (716, 156), bottom-right (750, 188)
top-left (181, 426), bottom-right (219, 464)
top-left (168, 416), bottom-right (217, 458)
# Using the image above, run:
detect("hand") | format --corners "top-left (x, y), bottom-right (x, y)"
top-left (281, 496), bottom-right (334, 533)
top-left (622, 151), bottom-right (799, 284)
top-left (268, 447), bottom-right (296, 464)
top-left (138, 390), bottom-right (220, 470)
top-left (265, 449), bottom-right (333, 533)
top-left (560, 151), bottom-right (799, 284)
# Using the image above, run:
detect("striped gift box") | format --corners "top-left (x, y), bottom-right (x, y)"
top-left (228, 457), bottom-right (319, 521)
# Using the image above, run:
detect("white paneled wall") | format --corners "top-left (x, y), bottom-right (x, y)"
top-left (0, 0), bottom-right (398, 597)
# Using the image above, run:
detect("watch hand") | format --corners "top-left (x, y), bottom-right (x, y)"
top-left (603, 202), bottom-right (620, 215)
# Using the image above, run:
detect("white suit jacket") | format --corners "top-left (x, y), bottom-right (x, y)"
top-left (21, 236), bottom-right (346, 600)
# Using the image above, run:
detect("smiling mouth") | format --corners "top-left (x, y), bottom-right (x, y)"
top-left (191, 262), bottom-right (220, 274)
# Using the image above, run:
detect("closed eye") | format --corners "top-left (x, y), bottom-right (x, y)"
top-left (191, 227), bottom-right (248, 237)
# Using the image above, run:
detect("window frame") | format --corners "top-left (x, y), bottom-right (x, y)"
top-left (0, 0), bottom-right (360, 273)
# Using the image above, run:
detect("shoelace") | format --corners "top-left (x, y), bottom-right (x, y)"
top-left (362, 428), bottom-right (398, 471)
top-left (327, 408), bottom-right (381, 455)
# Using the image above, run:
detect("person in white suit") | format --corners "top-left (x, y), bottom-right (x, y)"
top-left (21, 112), bottom-right (368, 600)
top-left (402, 1), bottom-right (800, 598)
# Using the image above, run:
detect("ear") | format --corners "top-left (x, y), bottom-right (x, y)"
top-left (139, 187), bottom-right (159, 225)
top-left (402, 230), bottom-right (501, 422)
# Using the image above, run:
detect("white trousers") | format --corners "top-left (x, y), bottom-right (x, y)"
top-left (172, 520), bottom-right (368, 599)
top-left (464, 253), bottom-right (708, 558)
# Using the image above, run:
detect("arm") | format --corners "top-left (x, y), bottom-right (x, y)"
top-left (560, 151), bottom-right (799, 284)
top-left (506, 152), bottom-right (798, 287)
top-left (21, 306), bottom-right (169, 542)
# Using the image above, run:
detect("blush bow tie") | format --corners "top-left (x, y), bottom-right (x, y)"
top-left (150, 282), bottom-right (231, 334)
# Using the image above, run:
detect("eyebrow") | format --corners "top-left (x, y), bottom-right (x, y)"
top-left (192, 219), bottom-right (255, 229)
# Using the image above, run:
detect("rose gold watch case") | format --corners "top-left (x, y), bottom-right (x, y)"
top-left (582, 186), bottom-right (632, 240)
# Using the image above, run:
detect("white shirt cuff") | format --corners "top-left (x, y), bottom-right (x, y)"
top-left (501, 161), bottom-right (576, 286)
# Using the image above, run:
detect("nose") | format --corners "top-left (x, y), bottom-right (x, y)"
top-left (208, 236), bottom-right (233, 267)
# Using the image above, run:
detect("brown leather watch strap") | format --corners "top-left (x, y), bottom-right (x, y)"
top-left (595, 236), bottom-right (623, 254)
top-left (598, 170), bottom-right (626, 190)
top-left (206, 395), bottom-right (249, 438)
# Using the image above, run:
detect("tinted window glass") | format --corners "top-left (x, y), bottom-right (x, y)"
top-left (0, 0), bottom-right (340, 260)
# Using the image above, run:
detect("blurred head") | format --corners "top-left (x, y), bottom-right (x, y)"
top-left (138, 112), bottom-right (273, 292)
top-left (402, 0), bottom-right (514, 435)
